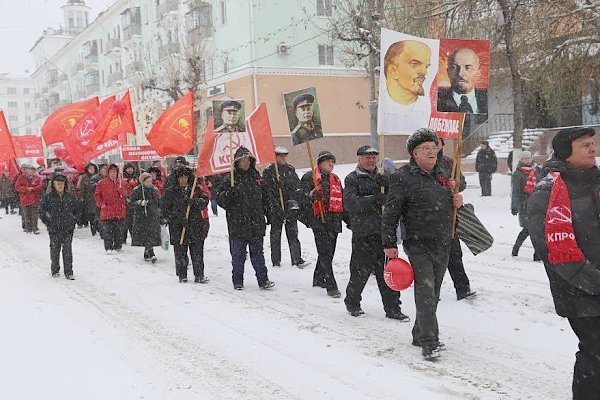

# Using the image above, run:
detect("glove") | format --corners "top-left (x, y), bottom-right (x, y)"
top-left (511, 209), bottom-right (518, 216)
top-left (374, 173), bottom-right (389, 188)
top-left (311, 188), bottom-right (324, 201)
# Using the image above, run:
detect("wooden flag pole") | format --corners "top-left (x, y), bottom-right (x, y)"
top-left (179, 175), bottom-right (198, 245)
top-left (138, 160), bottom-right (147, 216)
top-left (450, 133), bottom-right (463, 238)
top-left (306, 141), bottom-right (325, 223)
top-left (229, 132), bottom-right (234, 187)
top-left (273, 158), bottom-right (286, 224)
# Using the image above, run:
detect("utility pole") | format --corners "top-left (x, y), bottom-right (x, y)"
top-left (366, 0), bottom-right (379, 148)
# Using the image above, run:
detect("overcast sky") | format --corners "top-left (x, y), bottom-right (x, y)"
top-left (0, 0), bottom-right (115, 75)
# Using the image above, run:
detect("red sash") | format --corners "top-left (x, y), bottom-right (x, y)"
top-left (312, 167), bottom-right (343, 217)
top-left (518, 166), bottom-right (538, 194)
top-left (544, 172), bottom-right (585, 264)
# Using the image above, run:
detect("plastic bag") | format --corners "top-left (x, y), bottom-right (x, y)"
top-left (161, 225), bottom-right (170, 251)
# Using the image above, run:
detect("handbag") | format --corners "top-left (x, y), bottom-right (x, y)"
top-left (456, 203), bottom-right (493, 256)
top-left (160, 225), bottom-right (170, 251)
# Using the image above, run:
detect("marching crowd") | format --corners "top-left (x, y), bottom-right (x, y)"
top-left (1, 127), bottom-right (599, 394)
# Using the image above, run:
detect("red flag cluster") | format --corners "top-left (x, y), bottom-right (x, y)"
top-left (146, 92), bottom-right (195, 156)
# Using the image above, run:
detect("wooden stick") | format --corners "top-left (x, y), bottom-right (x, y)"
top-left (450, 133), bottom-right (463, 238)
top-left (139, 161), bottom-right (147, 216)
top-left (273, 158), bottom-right (286, 224)
top-left (229, 132), bottom-right (234, 187)
top-left (306, 141), bottom-right (325, 223)
top-left (179, 176), bottom-right (198, 245)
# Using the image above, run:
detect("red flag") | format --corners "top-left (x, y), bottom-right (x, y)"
top-left (93, 90), bottom-right (136, 146)
top-left (12, 135), bottom-right (43, 158)
top-left (63, 96), bottom-right (115, 167)
top-left (41, 97), bottom-right (99, 145)
top-left (195, 103), bottom-right (275, 177)
top-left (147, 92), bottom-right (194, 156)
top-left (0, 158), bottom-right (20, 181)
top-left (0, 111), bottom-right (16, 162)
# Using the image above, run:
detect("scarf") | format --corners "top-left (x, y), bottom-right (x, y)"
top-left (517, 165), bottom-right (538, 194)
top-left (544, 172), bottom-right (585, 264)
top-left (312, 166), bottom-right (343, 217)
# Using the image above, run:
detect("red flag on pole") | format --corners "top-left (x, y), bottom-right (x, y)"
top-left (12, 135), bottom-right (43, 158)
top-left (0, 111), bottom-right (17, 162)
top-left (92, 90), bottom-right (136, 146)
top-left (63, 96), bottom-right (116, 167)
top-left (195, 102), bottom-right (275, 177)
top-left (0, 158), bottom-right (20, 181)
top-left (41, 97), bottom-right (99, 145)
top-left (146, 92), bottom-right (195, 156)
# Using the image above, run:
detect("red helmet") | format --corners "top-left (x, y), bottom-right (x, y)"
top-left (384, 258), bottom-right (414, 291)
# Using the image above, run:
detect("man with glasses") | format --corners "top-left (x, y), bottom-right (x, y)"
top-left (382, 128), bottom-right (463, 361)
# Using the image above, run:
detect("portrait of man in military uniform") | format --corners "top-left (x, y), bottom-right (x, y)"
top-left (213, 99), bottom-right (246, 133)
top-left (283, 88), bottom-right (323, 146)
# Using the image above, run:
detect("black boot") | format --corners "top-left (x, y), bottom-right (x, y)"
top-left (512, 228), bottom-right (529, 256)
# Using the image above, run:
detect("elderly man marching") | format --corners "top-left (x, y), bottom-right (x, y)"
top-left (382, 129), bottom-right (463, 361)
top-left (344, 145), bottom-right (409, 321)
top-left (528, 127), bottom-right (600, 399)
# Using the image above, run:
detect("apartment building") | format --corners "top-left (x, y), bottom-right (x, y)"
top-left (0, 73), bottom-right (39, 136)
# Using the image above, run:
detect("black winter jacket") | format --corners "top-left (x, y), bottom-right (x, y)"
top-left (343, 166), bottom-right (387, 237)
top-left (511, 162), bottom-right (542, 228)
top-left (475, 147), bottom-right (497, 174)
top-left (162, 182), bottom-right (209, 245)
top-left (528, 161), bottom-right (600, 318)
top-left (382, 159), bottom-right (454, 248)
top-left (262, 162), bottom-right (300, 222)
top-left (216, 165), bottom-right (269, 241)
top-left (39, 190), bottom-right (81, 234)
top-left (130, 185), bottom-right (162, 247)
top-left (299, 169), bottom-right (344, 233)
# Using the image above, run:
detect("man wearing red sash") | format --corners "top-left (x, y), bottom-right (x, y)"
top-left (528, 127), bottom-right (600, 400)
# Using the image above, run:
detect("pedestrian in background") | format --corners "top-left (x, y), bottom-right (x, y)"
top-left (475, 140), bottom-right (497, 196)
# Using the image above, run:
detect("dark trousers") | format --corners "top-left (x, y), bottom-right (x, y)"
top-left (312, 229), bottom-right (339, 290)
top-left (210, 198), bottom-right (218, 216)
top-left (479, 172), bottom-right (492, 196)
top-left (568, 317), bottom-right (600, 400)
top-left (345, 234), bottom-right (400, 313)
top-left (513, 227), bottom-right (530, 253)
top-left (102, 219), bottom-right (124, 251)
top-left (23, 205), bottom-right (39, 232)
top-left (229, 239), bottom-right (268, 286)
top-left (49, 230), bottom-right (73, 276)
top-left (269, 218), bottom-right (302, 265)
top-left (174, 241), bottom-right (205, 279)
top-left (85, 211), bottom-right (99, 236)
top-left (123, 205), bottom-right (134, 243)
top-left (404, 240), bottom-right (450, 347)
top-left (447, 236), bottom-right (471, 296)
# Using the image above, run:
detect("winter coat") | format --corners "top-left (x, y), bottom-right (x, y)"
top-left (94, 172), bottom-right (127, 220)
top-left (299, 169), bottom-right (344, 233)
top-left (511, 162), bottom-right (542, 227)
top-left (475, 147), bottom-right (498, 175)
top-left (343, 166), bottom-right (387, 237)
top-left (262, 162), bottom-right (300, 222)
top-left (15, 173), bottom-right (43, 206)
top-left (437, 153), bottom-right (466, 192)
top-left (130, 184), bottom-right (162, 247)
top-left (39, 185), bottom-right (81, 234)
top-left (121, 163), bottom-right (139, 199)
top-left (77, 164), bottom-right (99, 215)
top-left (382, 159), bottom-right (454, 248)
top-left (0, 175), bottom-right (14, 201)
top-left (528, 160), bottom-right (600, 318)
top-left (216, 164), bottom-right (269, 241)
top-left (161, 181), bottom-right (210, 245)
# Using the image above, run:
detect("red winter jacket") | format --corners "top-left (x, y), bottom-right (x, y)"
top-left (94, 176), bottom-right (127, 220)
top-left (15, 173), bottom-right (43, 206)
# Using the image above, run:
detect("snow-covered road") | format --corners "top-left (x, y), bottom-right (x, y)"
top-left (0, 169), bottom-right (575, 399)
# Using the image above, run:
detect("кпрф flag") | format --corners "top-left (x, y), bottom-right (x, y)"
top-left (147, 92), bottom-right (195, 156)
top-left (41, 97), bottom-right (99, 145)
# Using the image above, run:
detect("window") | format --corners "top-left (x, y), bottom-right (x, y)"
top-left (7, 101), bottom-right (18, 108)
top-left (317, 0), bottom-right (332, 17)
top-left (26, 128), bottom-right (33, 134)
top-left (223, 58), bottom-right (229, 74)
top-left (7, 87), bottom-right (16, 94)
top-left (220, 1), bottom-right (227, 24)
top-left (25, 116), bottom-right (31, 122)
top-left (318, 45), bottom-right (334, 65)
top-left (8, 115), bottom-right (18, 124)
top-left (24, 102), bottom-right (31, 108)
top-left (23, 88), bottom-right (30, 94)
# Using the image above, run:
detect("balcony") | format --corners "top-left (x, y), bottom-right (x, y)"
top-left (125, 61), bottom-right (143, 76)
top-left (107, 71), bottom-right (123, 86)
top-left (58, 73), bottom-right (68, 82)
top-left (123, 24), bottom-right (141, 41)
top-left (105, 38), bottom-right (122, 55)
top-left (48, 78), bottom-right (59, 89)
top-left (84, 56), bottom-right (99, 72)
top-left (85, 83), bottom-right (99, 94)
top-left (159, 42), bottom-right (180, 59)
top-left (186, 25), bottom-right (213, 45)
top-left (72, 63), bottom-right (84, 75)
top-left (157, 0), bottom-right (178, 16)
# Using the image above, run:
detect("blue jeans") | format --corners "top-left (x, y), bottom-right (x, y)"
top-left (229, 239), bottom-right (268, 286)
